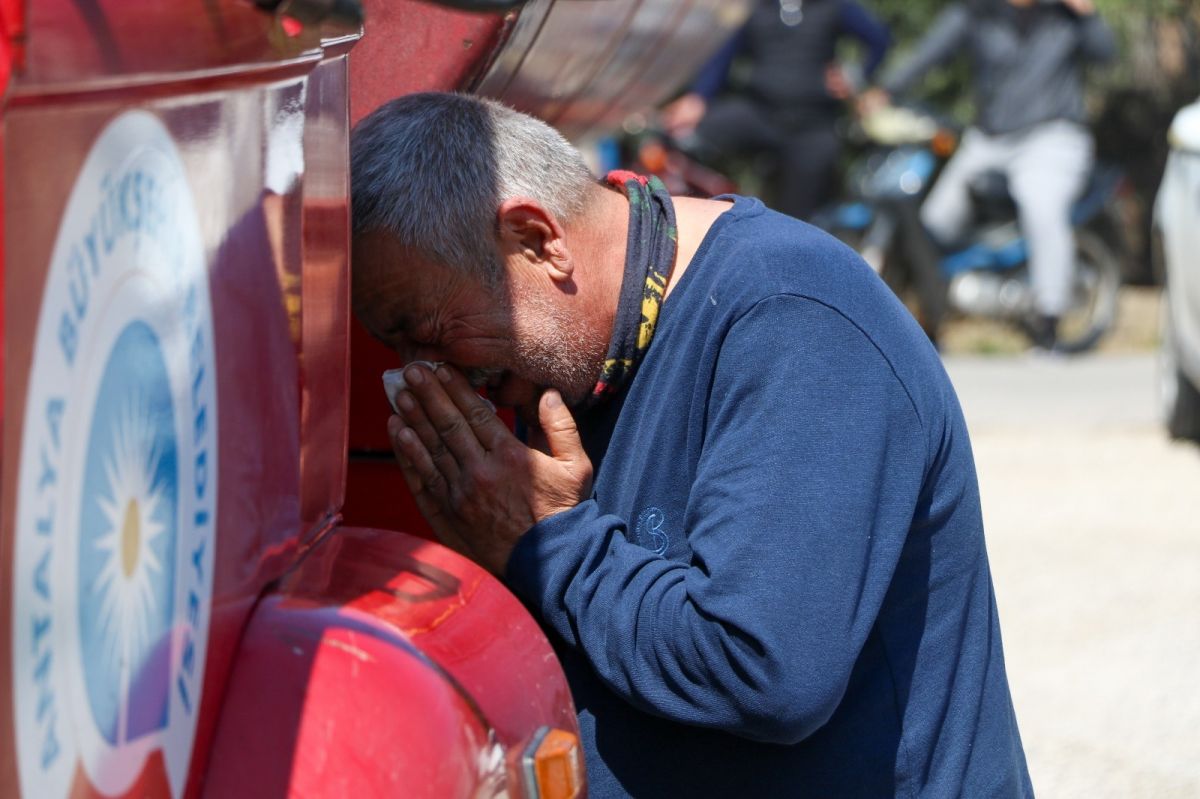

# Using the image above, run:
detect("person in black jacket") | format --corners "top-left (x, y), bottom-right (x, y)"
top-left (664, 0), bottom-right (891, 220)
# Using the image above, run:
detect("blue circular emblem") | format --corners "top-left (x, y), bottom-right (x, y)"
top-left (78, 321), bottom-right (179, 746)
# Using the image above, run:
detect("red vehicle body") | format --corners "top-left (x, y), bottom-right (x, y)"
top-left (0, 1), bottom-right (745, 796)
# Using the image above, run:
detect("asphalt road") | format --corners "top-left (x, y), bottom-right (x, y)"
top-left (943, 353), bottom-right (1200, 798)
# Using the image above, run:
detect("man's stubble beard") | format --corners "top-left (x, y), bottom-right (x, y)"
top-left (510, 285), bottom-right (608, 408)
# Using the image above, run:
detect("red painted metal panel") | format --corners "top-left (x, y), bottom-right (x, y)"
top-left (0, 0), bottom-right (16, 490)
top-left (281, 526), bottom-right (578, 752)
top-left (348, 318), bottom-right (402, 455)
top-left (298, 37), bottom-right (357, 531)
top-left (204, 526), bottom-right (577, 796)
top-left (1, 2), bottom-right (579, 797)
top-left (202, 596), bottom-right (496, 797)
top-left (0, 54), bottom-right (6, 458)
top-left (0, 124), bottom-right (6, 799)
top-left (349, 0), bottom-right (514, 127)
top-left (1, 71), bottom-right (321, 799)
top-left (20, 0), bottom-right (292, 91)
top-left (342, 456), bottom-right (435, 538)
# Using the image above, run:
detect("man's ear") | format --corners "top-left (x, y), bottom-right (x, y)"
top-left (497, 197), bottom-right (574, 283)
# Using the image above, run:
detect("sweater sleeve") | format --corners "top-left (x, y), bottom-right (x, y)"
top-left (839, 0), bottom-right (893, 79)
top-left (505, 295), bottom-right (929, 744)
top-left (880, 4), bottom-right (970, 96)
top-left (689, 27), bottom-right (748, 100)
top-left (1076, 12), bottom-right (1117, 64)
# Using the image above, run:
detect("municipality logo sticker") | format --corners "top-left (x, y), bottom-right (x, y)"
top-left (12, 110), bottom-right (218, 798)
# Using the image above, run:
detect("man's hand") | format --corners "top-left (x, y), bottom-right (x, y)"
top-left (661, 92), bottom-right (707, 138)
top-left (825, 64), bottom-right (854, 101)
top-left (387, 363), bottom-right (593, 576)
top-left (856, 87), bottom-right (891, 119)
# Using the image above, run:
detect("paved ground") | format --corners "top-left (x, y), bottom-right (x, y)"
top-left (943, 353), bottom-right (1200, 798)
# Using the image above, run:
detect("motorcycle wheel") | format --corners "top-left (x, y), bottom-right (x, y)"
top-left (1054, 228), bottom-right (1122, 354)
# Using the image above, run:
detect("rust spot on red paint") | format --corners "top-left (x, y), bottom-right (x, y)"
top-left (400, 573), bottom-right (484, 637)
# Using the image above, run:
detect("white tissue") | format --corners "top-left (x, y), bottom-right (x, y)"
top-left (382, 361), bottom-right (496, 414)
top-left (382, 361), bottom-right (443, 414)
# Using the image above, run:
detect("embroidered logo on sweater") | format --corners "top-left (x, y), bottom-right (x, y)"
top-left (636, 507), bottom-right (670, 555)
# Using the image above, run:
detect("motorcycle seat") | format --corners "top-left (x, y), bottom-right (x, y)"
top-left (968, 166), bottom-right (1119, 225)
top-left (967, 170), bottom-right (1016, 221)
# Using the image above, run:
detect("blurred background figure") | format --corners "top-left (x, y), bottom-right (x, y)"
top-left (862, 0), bottom-right (1116, 352)
top-left (661, 0), bottom-right (891, 220)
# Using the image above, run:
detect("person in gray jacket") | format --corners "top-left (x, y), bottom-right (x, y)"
top-left (862, 0), bottom-right (1115, 350)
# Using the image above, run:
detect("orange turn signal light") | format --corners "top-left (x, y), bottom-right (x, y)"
top-left (932, 129), bottom-right (958, 158)
top-left (522, 726), bottom-right (584, 799)
top-left (639, 141), bottom-right (669, 174)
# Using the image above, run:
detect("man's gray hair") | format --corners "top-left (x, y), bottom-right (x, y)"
top-left (351, 92), bottom-right (595, 283)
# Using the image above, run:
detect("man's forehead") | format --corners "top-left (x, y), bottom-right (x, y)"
top-left (352, 230), bottom-right (494, 328)
top-left (353, 232), bottom-right (424, 315)
top-left (357, 232), bottom-right (450, 290)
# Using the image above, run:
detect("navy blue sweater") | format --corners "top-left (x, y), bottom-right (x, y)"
top-left (507, 197), bottom-right (1031, 797)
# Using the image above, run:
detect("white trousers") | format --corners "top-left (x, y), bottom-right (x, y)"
top-left (920, 120), bottom-right (1095, 317)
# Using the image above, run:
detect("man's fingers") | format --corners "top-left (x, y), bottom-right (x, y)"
top-left (538, 390), bottom-right (588, 466)
top-left (392, 439), bottom-right (476, 557)
top-left (388, 415), bottom-right (413, 469)
top-left (434, 364), bottom-right (512, 451)
top-left (395, 384), bottom-right (462, 484)
top-left (531, 390), bottom-right (593, 516)
top-left (389, 415), bottom-right (452, 502)
top-left (403, 364), bottom-right (486, 463)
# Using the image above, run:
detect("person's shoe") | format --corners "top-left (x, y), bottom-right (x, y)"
top-left (1025, 313), bottom-right (1060, 353)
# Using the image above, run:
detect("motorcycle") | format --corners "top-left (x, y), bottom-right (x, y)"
top-left (596, 115), bottom-right (741, 199)
top-left (815, 106), bottom-right (1124, 352)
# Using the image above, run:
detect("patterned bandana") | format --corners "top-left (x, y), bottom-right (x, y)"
top-left (582, 170), bottom-right (679, 409)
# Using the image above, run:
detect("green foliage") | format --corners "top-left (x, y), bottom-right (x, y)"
top-left (865, 0), bottom-right (1200, 104)
top-left (869, 0), bottom-right (972, 119)
top-left (1096, 0), bottom-right (1190, 16)
top-left (871, 0), bottom-right (950, 43)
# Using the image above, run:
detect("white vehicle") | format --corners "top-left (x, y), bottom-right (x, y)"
top-left (1154, 97), bottom-right (1200, 441)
